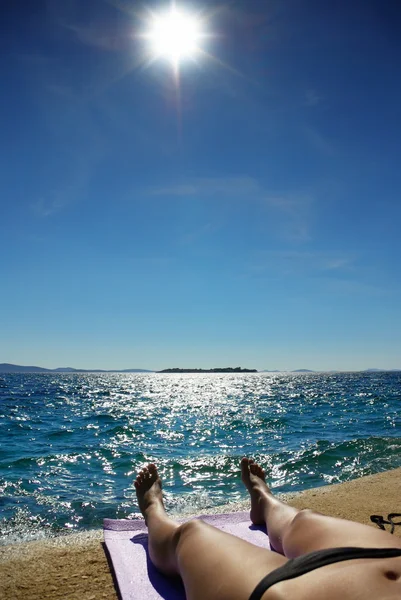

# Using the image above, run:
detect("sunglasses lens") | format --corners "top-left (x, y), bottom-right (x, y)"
top-left (389, 514), bottom-right (401, 525)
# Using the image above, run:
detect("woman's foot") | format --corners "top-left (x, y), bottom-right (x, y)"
top-left (241, 457), bottom-right (272, 525)
top-left (135, 463), bottom-right (164, 523)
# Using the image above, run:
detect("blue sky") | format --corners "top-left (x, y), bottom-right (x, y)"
top-left (1, 0), bottom-right (401, 371)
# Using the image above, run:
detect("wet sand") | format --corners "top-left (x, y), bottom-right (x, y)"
top-left (1, 468), bottom-right (400, 600)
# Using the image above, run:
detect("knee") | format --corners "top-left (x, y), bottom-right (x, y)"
top-left (282, 509), bottom-right (323, 555)
top-left (290, 509), bottom-right (317, 529)
top-left (285, 509), bottom-right (318, 541)
top-left (173, 519), bottom-right (206, 552)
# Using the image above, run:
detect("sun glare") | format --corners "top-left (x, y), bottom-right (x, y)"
top-left (144, 5), bottom-right (205, 67)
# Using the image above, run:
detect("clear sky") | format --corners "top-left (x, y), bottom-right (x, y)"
top-left (1, 0), bottom-right (401, 371)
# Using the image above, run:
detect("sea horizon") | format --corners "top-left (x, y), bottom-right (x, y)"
top-left (1, 362), bottom-right (400, 374)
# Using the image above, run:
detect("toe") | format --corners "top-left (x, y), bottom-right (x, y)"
top-left (257, 464), bottom-right (265, 478)
top-left (241, 457), bottom-right (250, 480)
top-left (148, 463), bottom-right (157, 475)
top-left (250, 463), bottom-right (266, 480)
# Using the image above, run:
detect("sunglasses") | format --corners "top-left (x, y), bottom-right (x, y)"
top-left (370, 513), bottom-right (401, 535)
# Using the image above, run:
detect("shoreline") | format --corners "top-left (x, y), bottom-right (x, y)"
top-left (1, 467), bottom-right (400, 599)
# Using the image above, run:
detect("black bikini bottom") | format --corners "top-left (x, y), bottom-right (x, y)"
top-left (249, 546), bottom-right (401, 600)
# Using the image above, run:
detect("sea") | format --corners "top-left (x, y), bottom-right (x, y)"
top-left (1, 371), bottom-right (400, 545)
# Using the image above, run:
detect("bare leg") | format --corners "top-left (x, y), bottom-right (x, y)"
top-left (135, 464), bottom-right (179, 575)
top-left (241, 457), bottom-right (401, 559)
top-left (135, 464), bottom-right (288, 600)
top-left (241, 457), bottom-right (299, 554)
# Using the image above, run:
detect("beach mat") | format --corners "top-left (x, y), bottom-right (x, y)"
top-left (103, 512), bottom-right (270, 600)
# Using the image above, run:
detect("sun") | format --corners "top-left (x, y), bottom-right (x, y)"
top-left (144, 5), bottom-right (205, 67)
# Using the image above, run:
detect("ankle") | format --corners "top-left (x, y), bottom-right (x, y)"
top-left (144, 499), bottom-right (167, 523)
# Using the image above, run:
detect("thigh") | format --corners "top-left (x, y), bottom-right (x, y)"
top-left (175, 520), bottom-right (288, 600)
top-left (283, 510), bottom-right (401, 558)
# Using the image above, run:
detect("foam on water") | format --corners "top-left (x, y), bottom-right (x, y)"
top-left (1, 372), bottom-right (401, 544)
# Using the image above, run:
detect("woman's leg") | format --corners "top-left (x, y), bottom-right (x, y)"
top-left (135, 464), bottom-right (288, 600)
top-left (240, 457), bottom-right (401, 559)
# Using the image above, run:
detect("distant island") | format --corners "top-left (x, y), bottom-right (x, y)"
top-left (158, 367), bottom-right (258, 373)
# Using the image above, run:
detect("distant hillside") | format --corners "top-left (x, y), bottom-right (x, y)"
top-left (364, 368), bottom-right (401, 372)
top-left (0, 363), bottom-right (52, 373)
top-left (0, 363), bottom-right (153, 373)
top-left (261, 369), bottom-right (316, 373)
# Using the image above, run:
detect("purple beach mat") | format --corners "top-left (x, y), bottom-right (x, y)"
top-left (103, 512), bottom-right (271, 600)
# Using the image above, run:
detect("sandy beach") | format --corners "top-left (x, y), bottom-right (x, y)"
top-left (1, 468), bottom-right (400, 600)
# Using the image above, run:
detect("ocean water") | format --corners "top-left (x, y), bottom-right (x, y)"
top-left (1, 371), bottom-right (400, 545)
